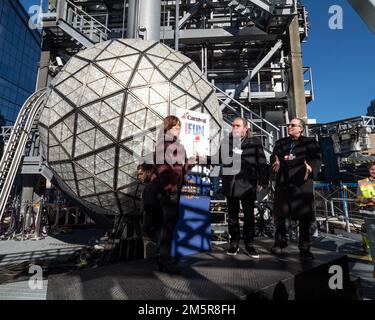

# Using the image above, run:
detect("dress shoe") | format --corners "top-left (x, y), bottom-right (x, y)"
top-left (157, 260), bottom-right (181, 274)
top-left (226, 243), bottom-right (239, 256)
top-left (245, 244), bottom-right (260, 258)
top-left (270, 246), bottom-right (285, 255)
top-left (299, 249), bottom-right (314, 260)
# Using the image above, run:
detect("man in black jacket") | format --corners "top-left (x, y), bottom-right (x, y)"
top-left (271, 118), bottom-right (321, 260)
top-left (211, 117), bottom-right (269, 257)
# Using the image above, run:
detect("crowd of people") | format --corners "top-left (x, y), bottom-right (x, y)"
top-left (138, 115), bottom-right (375, 278)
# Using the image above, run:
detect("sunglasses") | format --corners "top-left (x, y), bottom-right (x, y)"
top-left (287, 123), bottom-right (301, 128)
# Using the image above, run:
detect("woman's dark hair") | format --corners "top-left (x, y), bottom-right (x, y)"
top-left (158, 115), bottom-right (181, 140)
top-left (163, 115), bottom-right (181, 134)
top-left (367, 162), bottom-right (375, 170)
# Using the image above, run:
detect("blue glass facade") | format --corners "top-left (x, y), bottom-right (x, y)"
top-left (367, 99), bottom-right (375, 117)
top-left (0, 0), bottom-right (41, 125)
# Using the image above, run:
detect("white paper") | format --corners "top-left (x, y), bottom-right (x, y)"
top-left (174, 107), bottom-right (210, 158)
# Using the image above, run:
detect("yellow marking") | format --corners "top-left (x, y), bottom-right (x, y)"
top-left (346, 253), bottom-right (373, 262)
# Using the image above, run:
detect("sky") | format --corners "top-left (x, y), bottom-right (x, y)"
top-left (302, 0), bottom-right (375, 123)
top-left (20, 0), bottom-right (45, 11)
top-left (19, 0), bottom-right (375, 123)
top-left (20, 0), bottom-right (45, 12)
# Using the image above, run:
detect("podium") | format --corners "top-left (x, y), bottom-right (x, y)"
top-left (171, 174), bottom-right (212, 258)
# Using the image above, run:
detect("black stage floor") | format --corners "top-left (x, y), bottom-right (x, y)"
top-left (47, 238), bottom-right (358, 300)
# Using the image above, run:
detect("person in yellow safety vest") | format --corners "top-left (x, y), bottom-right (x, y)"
top-left (357, 162), bottom-right (375, 208)
top-left (357, 162), bottom-right (375, 278)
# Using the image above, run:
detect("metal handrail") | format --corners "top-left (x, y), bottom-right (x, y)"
top-left (210, 66), bottom-right (312, 100)
top-left (0, 126), bottom-right (12, 139)
top-left (208, 67), bottom-right (286, 74)
top-left (219, 97), bottom-right (273, 143)
top-left (70, 10), bottom-right (106, 32)
top-left (53, 0), bottom-right (111, 43)
top-left (0, 92), bottom-right (43, 175)
top-left (65, 0), bottom-right (110, 32)
top-left (69, 9), bottom-right (108, 41)
top-left (215, 85), bottom-right (281, 134)
top-left (361, 116), bottom-right (375, 128)
top-left (313, 189), bottom-right (368, 233)
top-left (0, 89), bottom-right (47, 222)
top-left (314, 191), bottom-right (346, 215)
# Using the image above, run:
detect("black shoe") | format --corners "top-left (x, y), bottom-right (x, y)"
top-left (274, 240), bottom-right (288, 250)
top-left (270, 246), bottom-right (282, 255)
top-left (299, 249), bottom-right (314, 260)
top-left (270, 244), bottom-right (287, 255)
top-left (157, 260), bottom-right (181, 274)
top-left (245, 244), bottom-right (260, 258)
top-left (226, 243), bottom-right (239, 256)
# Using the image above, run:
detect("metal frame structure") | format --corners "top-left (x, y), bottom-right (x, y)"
top-left (0, 0), bottom-right (314, 218)
top-left (39, 1), bottom-right (312, 132)
top-left (32, 0), bottom-right (312, 159)
top-left (309, 116), bottom-right (375, 187)
top-left (310, 116), bottom-right (375, 137)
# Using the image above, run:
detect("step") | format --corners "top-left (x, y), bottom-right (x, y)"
top-left (228, 0), bottom-right (240, 7)
top-left (234, 4), bottom-right (246, 11)
top-left (241, 8), bottom-right (252, 15)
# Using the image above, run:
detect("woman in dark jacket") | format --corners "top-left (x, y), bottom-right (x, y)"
top-left (149, 115), bottom-right (192, 273)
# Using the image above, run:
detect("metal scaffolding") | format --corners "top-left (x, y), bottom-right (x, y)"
top-left (36, 0), bottom-right (312, 152)
top-left (0, 0), bottom-right (314, 226)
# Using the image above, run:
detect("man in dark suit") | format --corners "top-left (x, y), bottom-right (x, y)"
top-left (271, 118), bottom-right (322, 260)
top-left (209, 117), bottom-right (269, 258)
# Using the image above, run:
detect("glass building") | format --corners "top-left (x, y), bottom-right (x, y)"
top-left (367, 99), bottom-right (375, 117)
top-left (0, 0), bottom-right (41, 125)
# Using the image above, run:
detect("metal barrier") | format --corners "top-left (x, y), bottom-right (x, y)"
top-left (314, 183), bottom-right (365, 234)
top-left (0, 193), bottom-right (95, 241)
top-left (210, 197), bottom-right (274, 244)
top-left (45, 203), bottom-right (94, 229)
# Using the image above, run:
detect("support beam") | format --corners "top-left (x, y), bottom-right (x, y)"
top-left (175, 0), bottom-right (180, 50)
top-left (36, 32), bottom-right (52, 90)
top-left (348, 0), bottom-right (375, 34)
top-left (161, 27), bottom-right (278, 44)
top-left (127, 0), bottom-right (161, 41)
top-left (57, 19), bottom-right (94, 48)
top-left (248, 0), bottom-right (296, 15)
top-left (287, 15), bottom-right (307, 121)
top-left (248, 0), bottom-right (271, 13)
top-left (127, 0), bottom-right (137, 38)
top-left (234, 39), bottom-right (282, 99)
top-left (220, 39), bottom-right (282, 110)
top-left (178, 0), bottom-right (205, 29)
top-left (139, 0), bottom-right (161, 41)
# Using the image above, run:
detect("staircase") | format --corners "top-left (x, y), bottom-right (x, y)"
top-left (0, 90), bottom-right (47, 222)
top-left (42, 0), bottom-right (110, 49)
top-left (214, 85), bottom-right (281, 160)
top-left (228, 0), bottom-right (297, 32)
